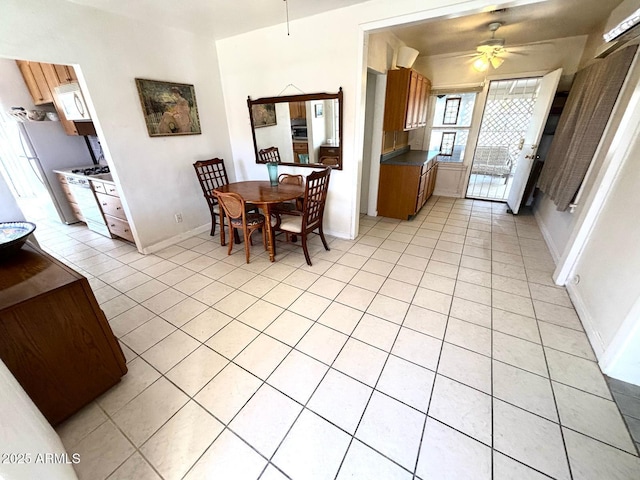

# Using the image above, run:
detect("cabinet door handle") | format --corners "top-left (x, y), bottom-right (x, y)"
top-left (102, 202), bottom-right (107, 206)
top-left (116, 207), bottom-right (122, 210)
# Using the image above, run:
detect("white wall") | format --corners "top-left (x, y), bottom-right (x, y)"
top-left (0, 360), bottom-right (77, 480)
top-left (0, 0), bottom-right (233, 252)
top-left (254, 103), bottom-right (294, 164)
top-left (570, 123), bottom-right (640, 350)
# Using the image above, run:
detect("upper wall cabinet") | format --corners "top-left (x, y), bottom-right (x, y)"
top-left (16, 61), bottom-right (53, 105)
top-left (16, 60), bottom-right (94, 136)
top-left (47, 64), bottom-right (78, 85)
top-left (289, 101), bottom-right (306, 120)
top-left (383, 68), bottom-right (431, 131)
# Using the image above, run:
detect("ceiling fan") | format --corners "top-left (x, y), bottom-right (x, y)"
top-left (471, 22), bottom-right (510, 71)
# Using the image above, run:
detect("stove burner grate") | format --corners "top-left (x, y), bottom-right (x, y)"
top-left (71, 166), bottom-right (110, 176)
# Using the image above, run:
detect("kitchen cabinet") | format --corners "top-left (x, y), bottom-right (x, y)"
top-left (16, 60), bottom-right (95, 136)
top-left (383, 68), bottom-right (431, 131)
top-left (289, 101), bottom-right (306, 120)
top-left (0, 242), bottom-right (127, 425)
top-left (55, 173), bottom-right (83, 222)
top-left (40, 63), bottom-right (80, 136)
top-left (377, 150), bottom-right (438, 220)
top-left (48, 64), bottom-right (77, 85)
top-left (92, 179), bottom-right (134, 243)
top-left (292, 141), bottom-right (309, 163)
top-left (15, 60), bottom-right (53, 105)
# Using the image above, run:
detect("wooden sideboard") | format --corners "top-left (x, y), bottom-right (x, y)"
top-left (0, 243), bottom-right (127, 425)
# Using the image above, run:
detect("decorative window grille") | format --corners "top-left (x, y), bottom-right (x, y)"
top-left (443, 97), bottom-right (461, 125)
top-left (439, 132), bottom-right (456, 156)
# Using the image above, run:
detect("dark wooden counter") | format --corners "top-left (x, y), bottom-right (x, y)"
top-left (0, 242), bottom-right (127, 425)
top-left (378, 149), bottom-right (440, 220)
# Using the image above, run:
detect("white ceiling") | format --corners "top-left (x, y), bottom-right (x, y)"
top-left (65, 0), bottom-right (372, 39)
top-left (64, 0), bottom-right (623, 55)
top-left (387, 0), bottom-right (624, 57)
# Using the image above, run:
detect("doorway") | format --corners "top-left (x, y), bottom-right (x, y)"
top-left (466, 77), bottom-right (541, 201)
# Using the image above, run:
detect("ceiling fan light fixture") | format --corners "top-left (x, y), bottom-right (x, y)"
top-left (490, 55), bottom-right (504, 69)
top-left (473, 55), bottom-right (490, 72)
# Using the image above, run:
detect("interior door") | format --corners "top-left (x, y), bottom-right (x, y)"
top-left (507, 68), bottom-right (562, 214)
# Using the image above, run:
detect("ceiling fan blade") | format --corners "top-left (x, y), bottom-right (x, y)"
top-left (508, 42), bottom-right (557, 52)
top-left (503, 50), bottom-right (528, 56)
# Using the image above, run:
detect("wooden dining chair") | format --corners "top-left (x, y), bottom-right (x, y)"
top-left (274, 167), bottom-right (331, 266)
top-left (193, 158), bottom-right (229, 240)
top-left (216, 192), bottom-right (266, 263)
top-left (258, 147), bottom-right (281, 163)
top-left (193, 158), bottom-right (256, 246)
top-left (276, 173), bottom-right (304, 212)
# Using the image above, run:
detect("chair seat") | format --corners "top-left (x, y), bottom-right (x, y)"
top-left (278, 216), bottom-right (302, 234)
top-left (231, 213), bottom-right (264, 227)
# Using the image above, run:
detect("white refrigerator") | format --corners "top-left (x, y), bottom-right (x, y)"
top-left (16, 121), bottom-right (93, 224)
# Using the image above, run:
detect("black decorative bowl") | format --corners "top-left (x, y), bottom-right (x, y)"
top-left (0, 221), bottom-right (36, 259)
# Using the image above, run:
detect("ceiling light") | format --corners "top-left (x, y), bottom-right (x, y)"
top-left (490, 55), bottom-right (504, 69)
top-left (473, 56), bottom-right (490, 72)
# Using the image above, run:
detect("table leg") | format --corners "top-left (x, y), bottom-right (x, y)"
top-left (264, 204), bottom-right (276, 262)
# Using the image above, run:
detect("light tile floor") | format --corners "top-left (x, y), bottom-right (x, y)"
top-left (24, 196), bottom-right (640, 479)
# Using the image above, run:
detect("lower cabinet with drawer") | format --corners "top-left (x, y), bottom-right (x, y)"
top-left (91, 180), bottom-right (134, 243)
top-left (377, 159), bottom-right (438, 220)
top-left (319, 145), bottom-right (340, 166)
top-left (55, 173), bottom-right (83, 222)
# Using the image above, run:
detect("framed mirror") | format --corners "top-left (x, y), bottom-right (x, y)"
top-left (248, 88), bottom-right (343, 170)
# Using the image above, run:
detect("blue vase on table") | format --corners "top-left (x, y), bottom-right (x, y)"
top-left (266, 162), bottom-right (278, 186)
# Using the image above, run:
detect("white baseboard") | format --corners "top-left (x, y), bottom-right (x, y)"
top-left (533, 208), bottom-right (561, 264)
top-left (141, 224), bottom-right (211, 254)
top-left (565, 281), bottom-right (605, 359)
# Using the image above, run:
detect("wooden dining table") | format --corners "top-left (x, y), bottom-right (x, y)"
top-left (214, 181), bottom-right (305, 262)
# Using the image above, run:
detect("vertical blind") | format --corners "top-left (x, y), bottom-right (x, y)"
top-left (537, 45), bottom-right (637, 211)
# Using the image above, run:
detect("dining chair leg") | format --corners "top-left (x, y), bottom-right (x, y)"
top-left (227, 225), bottom-right (235, 256)
top-left (210, 211), bottom-right (216, 236)
top-left (319, 225), bottom-right (330, 251)
top-left (243, 229), bottom-right (251, 263)
top-left (220, 212), bottom-right (226, 246)
top-left (301, 234), bottom-right (312, 266)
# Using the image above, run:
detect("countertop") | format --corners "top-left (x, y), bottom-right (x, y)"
top-left (381, 149), bottom-right (440, 166)
top-left (54, 166), bottom-right (114, 183)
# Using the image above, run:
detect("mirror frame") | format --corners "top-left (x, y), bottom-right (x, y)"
top-left (247, 88), bottom-right (343, 170)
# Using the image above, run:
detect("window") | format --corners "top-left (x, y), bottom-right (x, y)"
top-left (439, 132), bottom-right (456, 156)
top-left (427, 92), bottom-right (477, 162)
top-left (443, 97), bottom-right (461, 125)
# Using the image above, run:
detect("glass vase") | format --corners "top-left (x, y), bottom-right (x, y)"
top-left (267, 162), bottom-right (278, 187)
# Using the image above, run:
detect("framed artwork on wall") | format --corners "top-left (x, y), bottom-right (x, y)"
top-left (251, 103), bottom-right (277, 128)
top-left (135, 78), bottom-right (201, 136)
top-left (314, 104), bottom-right (324, 118)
